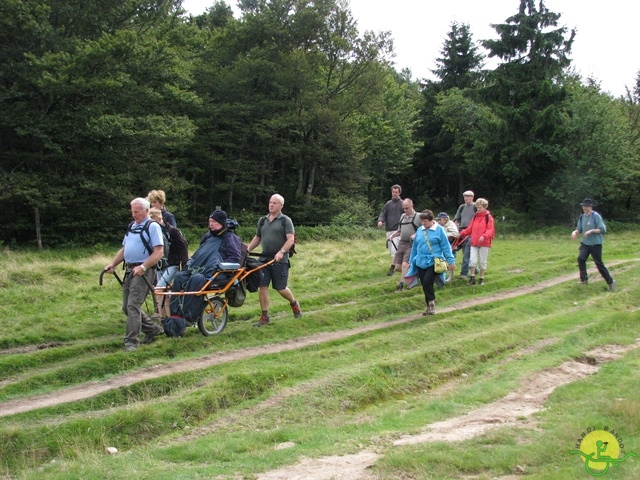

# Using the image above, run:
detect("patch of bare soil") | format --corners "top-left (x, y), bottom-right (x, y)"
top-left (0, 264), bottom-right (628, 418)
top-left (256, 452), bottom-right (382, 480)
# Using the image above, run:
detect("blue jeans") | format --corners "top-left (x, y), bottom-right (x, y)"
top-left (460, 238), bottom-right (471, 276)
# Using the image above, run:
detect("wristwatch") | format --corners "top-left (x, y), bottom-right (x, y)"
top-left (280, 249), bottom-right (287, 255)
top-left (140, 264), bottom-right (147, 272)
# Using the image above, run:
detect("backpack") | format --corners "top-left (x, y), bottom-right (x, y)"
top-left (244, 256), bottom-right (264, 292)
top-left (225, 279), bottom-right (247, 307)
top-left (127, 220), bottom-right (170, 269)
top-left (258, 215), bottom-right (298, 256)
top-left (162, 316), bottom-right (186, 337)
top-left (226, 218), bottom-right (239, 231)
top-left (399, 212), bottom-right (419, 232)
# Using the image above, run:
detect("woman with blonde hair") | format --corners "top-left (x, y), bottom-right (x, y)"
top-left (147, 189), bottom-right (177, 227)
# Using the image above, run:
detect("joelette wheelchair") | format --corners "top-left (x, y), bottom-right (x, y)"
top-left (153, 255), bottom-right (274, 336)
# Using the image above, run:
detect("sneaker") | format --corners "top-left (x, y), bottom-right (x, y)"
top-left (478, 278), bottom-right (485, 285)
top-left (141, 327), bottom-right (163, 345)
top-left (395, 282), bottom-right (404, 292)
top-left (386, 265), bottom-right (395, 276)
top-left (459, 275), bottom-right (468, 280)
top-left (124, 344), bottom-right (138, 352)
top-left (467, 276), bottom-right (476, 286)
top-left (291, 301), bottom-right (302, 318)
top-left (253, 315), bottom-right (270, 327)
top-left (608, 280), bottom-right (616, 291)
top-left (577, 280), bottom-right (588, 285)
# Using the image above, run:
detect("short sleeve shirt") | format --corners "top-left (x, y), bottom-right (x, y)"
top-left (257, 213), bottom-right (294, 258)
top-left (123, 218), bottom-right (164, 263)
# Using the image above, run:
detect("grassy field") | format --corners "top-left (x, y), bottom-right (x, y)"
top-left (1, 230), bottom-right (639, 479)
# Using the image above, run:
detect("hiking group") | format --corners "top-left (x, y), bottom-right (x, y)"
top-left (104, 191), bottom-right (301, 351)
top-left (104, 187), bottom-right (615, 351)
top-left (378, 185), bottom-right (615, 316)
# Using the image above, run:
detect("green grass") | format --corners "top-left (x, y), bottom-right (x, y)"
top-left (0, 231), bottom-right (639, 479)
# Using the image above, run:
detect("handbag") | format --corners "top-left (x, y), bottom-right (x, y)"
top-left (433, 257), bottom-right (448, 274)
top-left (423, 228), bottom-right (448, 274)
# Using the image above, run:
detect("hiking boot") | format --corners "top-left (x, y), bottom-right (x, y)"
top-left (253, 314), bottom-right (270, 327)
top-left (478, 278), bottom-right (485, 285)
top-left (467, 276), bottom-right (476, 286)
top-left (141, 327), bottom-right (163, 345)
top-left (395, 282), bottom-right (404, 292)
top-left (422, 301), bottom-right (436, 316)
top-left (291, 301), bottom-right (302, 318)
top-left (608, 280), bottom-right (616, 291)
top-left (387, 265), bottom-right (395, 276)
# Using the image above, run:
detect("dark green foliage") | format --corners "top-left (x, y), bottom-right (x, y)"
top-left (1, 0), bottom-right (639, 247)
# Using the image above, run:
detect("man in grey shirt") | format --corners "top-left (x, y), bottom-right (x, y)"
top-left (453, 190), bottom-right (476, 279)
top-left (247, 194), bottom-right (302, 326)
top-left (389, 198), bottom-right (421, 291)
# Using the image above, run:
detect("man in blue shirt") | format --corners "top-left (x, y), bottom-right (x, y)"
top-left (104, 197), bottom-right (165, 351)
top-left (571, 198), bottom-right (615, 291)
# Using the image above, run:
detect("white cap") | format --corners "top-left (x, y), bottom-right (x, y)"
top-left (463, 190), bottom-right (474, 197)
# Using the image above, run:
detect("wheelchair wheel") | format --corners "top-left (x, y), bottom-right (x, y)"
top-left (198, 296), bottom-right (228, 336)
top-left (443, 269), bottom-right (455, 284)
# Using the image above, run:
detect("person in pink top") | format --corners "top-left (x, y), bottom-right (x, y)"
top-left (459, 198), bottom-right (495, 285)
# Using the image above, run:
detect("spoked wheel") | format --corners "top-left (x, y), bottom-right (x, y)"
top-left (198, 296), bottom-right (228, 336)
top-left (443, 268), bottom-right (455, 284)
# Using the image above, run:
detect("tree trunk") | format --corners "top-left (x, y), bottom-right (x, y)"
top-left (305, 160), bottom-right (317, 206)
top-left (34, 207), bottom-right (42, 250)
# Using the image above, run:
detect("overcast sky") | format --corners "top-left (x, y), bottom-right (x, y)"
top-left (181, 0), bottom-right (639, 97)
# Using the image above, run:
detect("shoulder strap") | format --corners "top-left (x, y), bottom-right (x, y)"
top-left (128, 220), bottom-right (156, 255)
top-left (422, 228), bottom-right (434, 254)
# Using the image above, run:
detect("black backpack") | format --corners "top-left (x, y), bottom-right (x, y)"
top-left (126, 220), bottom-right (170, 268)
top-left (162, 316), bottom-right (186, 337)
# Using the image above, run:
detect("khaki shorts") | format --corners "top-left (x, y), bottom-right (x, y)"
top-left (393, 239), bottom-right (412, 265)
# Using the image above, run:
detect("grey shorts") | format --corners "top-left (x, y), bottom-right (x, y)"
top-left (260, 261), bottom-right (290, 290)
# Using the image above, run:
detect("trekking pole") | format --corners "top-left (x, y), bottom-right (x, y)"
top-left (99, 269), bottom-right (123, 286)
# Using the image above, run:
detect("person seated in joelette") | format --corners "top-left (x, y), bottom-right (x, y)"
top-left (168, 209), bottom-right (241, 323)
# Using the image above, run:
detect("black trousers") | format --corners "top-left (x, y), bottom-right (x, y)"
top-left (577, 243), bottom-right (613, 285)
top-left (417, 266), bottom-right (436, 303)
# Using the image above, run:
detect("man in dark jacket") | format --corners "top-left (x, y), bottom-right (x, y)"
top-left (169, 209), bottom-right (241, 323)
top-left (377, 184), bottom-right (404, 276)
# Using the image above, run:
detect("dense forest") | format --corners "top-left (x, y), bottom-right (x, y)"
top-left (2, 0), bottom-right (639, 246)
